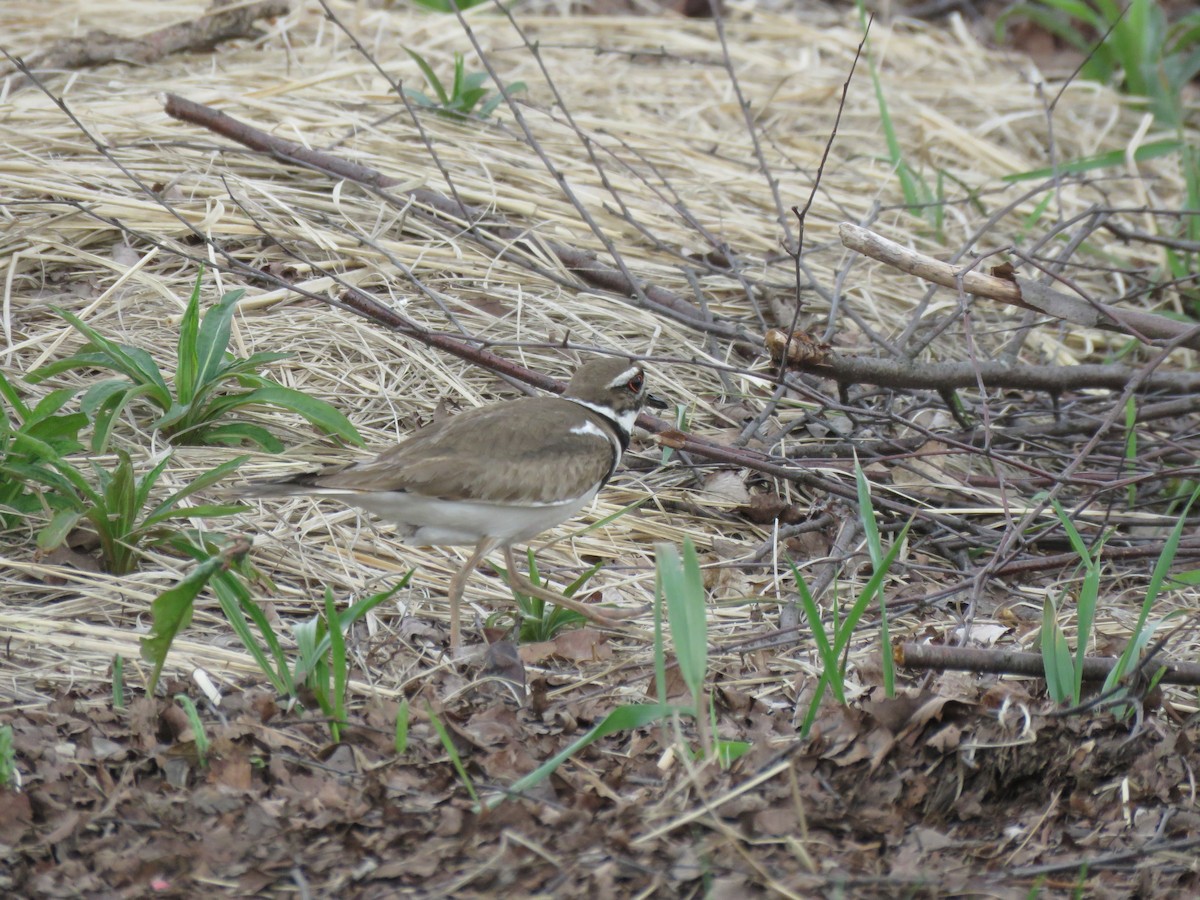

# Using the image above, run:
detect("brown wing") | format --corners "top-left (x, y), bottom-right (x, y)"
top-left (306, 398), bottom-right (619, 504)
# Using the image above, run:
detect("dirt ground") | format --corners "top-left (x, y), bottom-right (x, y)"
top-left (2, 0), bottom-right (1200, 897)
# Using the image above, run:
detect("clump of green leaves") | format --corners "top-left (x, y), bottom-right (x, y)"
top-left (996, 0), bottom-right (1200, 128)
top-left (488, 549), bottom-right (598, 643)
top-left (0, 370), bottom-right (87, 530)
top-left (21, 450), bottom-right (247, 575)
top-left (404, 48), bottom-right (525, 120)
top-left (793, 462), bottom-right (911, 738)
top-left (28, 272), bottom-right (363, 453)
top-left (1041, 486), bottom-right (1200, 714)
top-left (290, 579), bottom-right (413, 741)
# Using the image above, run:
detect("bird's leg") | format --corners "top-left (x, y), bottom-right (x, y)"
top-left (502, 545), bottom-right (643, 629)
top-left (448, 538), bottom-right (497, 650)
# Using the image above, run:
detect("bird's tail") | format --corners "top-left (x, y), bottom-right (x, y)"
top-left (229, 470), bottom-right (327, 499)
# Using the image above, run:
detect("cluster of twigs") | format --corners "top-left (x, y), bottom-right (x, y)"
top-left (5, 0), bottom-right (1199, 682)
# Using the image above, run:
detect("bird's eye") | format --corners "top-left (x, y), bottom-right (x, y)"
top-left (627, 373), bottom-right (644, 394)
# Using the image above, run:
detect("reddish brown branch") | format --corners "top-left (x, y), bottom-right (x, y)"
top-left (896, 642), bottom-right (1200, 686)
top-left (161, 93), bottom-right (747, 342)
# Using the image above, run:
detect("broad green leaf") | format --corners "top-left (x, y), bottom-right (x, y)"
top-left (27, 387), bottom-right (78, 424)
top-left (189, 422), bottom-right (284, 452)
top-left (141, 551), bottom-right (232, 692)
top-left (52, 307), bottom-right (171, 400)
top-left (657, 540), bottom-right (707, 702)
top-left (25, 413), bottom-right (86, 454)
top-left (36, 508), bottom-right (84, 552)
top-left (26, 350), bottom-right (127, 383)
top-left (215, 386), bottom-right (364, 446)
top-left (176, 272), bottom-right (204, 403)
top-left (193, 288), bottom-right (246, 390)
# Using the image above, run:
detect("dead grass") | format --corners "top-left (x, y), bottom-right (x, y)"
top-left (2, 0), bottom-right (1199, 895)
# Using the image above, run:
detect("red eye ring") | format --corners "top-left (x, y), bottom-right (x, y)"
top-left (627, 373), bottom-right (644, 393)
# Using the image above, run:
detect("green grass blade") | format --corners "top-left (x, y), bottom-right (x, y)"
top-left (1005, 140), bottom-right (1182, 182)
top-left (211, 571), bottom-right (293, 696)
top-left (405, 48), bottom-right (451, 106)
top-left (657, 540), bottom-right (708, 705)
top-left (427, 703), bottom-right (478, 804)
top-left (144, 456), bottom-right (248, 526)
top-left (325, 588), bottom-right (346, 742)
top-left (497, 703), bottom-right (673, 809)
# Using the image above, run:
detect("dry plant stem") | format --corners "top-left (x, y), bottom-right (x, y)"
top-left (0, 0), bottom-right (289, 87)
top-left (161, 94), bottom-right (752, 345)
top-left (895, 642), bottom-right (1200, 686)
top-left (840, 223), bottom-right (1200, 352)
top-left (782, 352), bottom-right (1200, 394)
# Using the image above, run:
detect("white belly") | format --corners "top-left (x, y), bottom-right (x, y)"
top-left (311, 487), bottom-right (599, 547)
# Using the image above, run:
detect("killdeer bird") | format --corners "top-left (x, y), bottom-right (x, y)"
top-left (238, 358), bottom-right (664, 649)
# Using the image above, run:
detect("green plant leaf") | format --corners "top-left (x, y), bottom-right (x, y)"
top-left (656, 540), bottom-right (708, 704)
top-left (141, 550), bottom-right (235, 693)
top-left (1005, 139), bottom-right (1182, 182)
top-left (405, 48), bottom-right (451, 106)
top-left (50, 308), bottom-right (171, 402)
top-left (188, 422), bottom-right (284, 452)
top-left (143, 456), bottom-right (248, 527)
top-left (36, 508), bottom-right (84, 552)
top-left (214, 351), bottom-right (292, 382)
top-left (209, 386), bottom-right (364, 446)
top-left (208, 569), bottom-right (295, 696)
top-left (93, 383), bottom-right (161, 452)
top-left (194, 288), bottom-right (246, 390)
top-left (176, 272), bottom-right (204, 404)
top-left (497, 703), bottom-right (674, 809)
top-left (1041, 597), bottom-right (1073, 704)
top-left (326, 588), bottom-right (347, 742)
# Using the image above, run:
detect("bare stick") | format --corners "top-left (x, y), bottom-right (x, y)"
top-left (1, 1), bottom-right (289, 88)
top-left (840, 222), bottom-right (1200, 351)
top-left (895, 643), bottom-right (1200, 686)
top-left (766, 333), bottom-right (1200, 394)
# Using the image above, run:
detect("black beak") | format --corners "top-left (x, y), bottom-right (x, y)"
top-left (645, 392), bottom-right (669, 410)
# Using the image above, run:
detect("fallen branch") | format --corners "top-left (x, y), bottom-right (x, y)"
top-left (895, 642), bottom-right (1200, 686)
top-left (162, 93), bottom-right (752, 344)
top-left (767, 329), bottom-right (1200, 394)
top-left (840, 223), bottom-right (1200, 352)
top-left (1, 1), bottom-right (289, 89)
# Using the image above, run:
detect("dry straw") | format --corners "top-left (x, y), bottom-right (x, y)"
top-left (0, 0), bottom-right (1193, 704)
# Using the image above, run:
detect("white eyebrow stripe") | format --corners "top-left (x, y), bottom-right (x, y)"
top-left (605, 367), bottom-right (641, 390)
